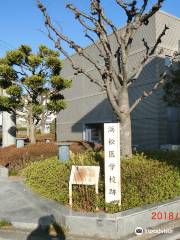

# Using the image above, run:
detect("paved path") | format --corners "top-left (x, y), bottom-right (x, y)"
top-left (0, 228), bottom-right (63, 240)
top-left (0, 226), bottom-right (180, 240)
top-left (0, 178), bottom-right (180, 240)
top-left (128, 218), bottom-right (180, 240)
top-left (0, 178), bottom-right (52, 224)
top-left (0, 178), bottom-right (72, 239)
top-left (0, 228), bottom-right (96, 240)
top-left (149, 227), bottom-right (180, 240)
top-left (0, 178), bottom-right (100, 240)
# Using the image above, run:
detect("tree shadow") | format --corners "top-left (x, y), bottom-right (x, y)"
top-left (143, 150), bottom-right (180, 169)
top-left (58, 57), bottom-right (174, 151)
top-left (8, 113), bottom-right (16, 137)
top-left (8, 126), bottom-right (16, 138)
top-left (26, 215), bottom-right (66, 240)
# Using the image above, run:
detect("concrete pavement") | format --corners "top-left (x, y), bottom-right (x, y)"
top-left (0, 178), bottom-right (102, 239)
top-left (0, 227), bottom-right (62, 240)
top-left (126, 218), bottom-right (180, 240)
top-left (0, 178), bottom-right (53, 225)
top-left (0, 178), bottom-right (180, 239)
top-left (150, 227), bottom-right (180, 239)
top-left (0, 225), bottom-right (180, 240)
top-left (0, 227), bottom-right (98, 240)
top-left (0, 178), bottom-right (68, 239)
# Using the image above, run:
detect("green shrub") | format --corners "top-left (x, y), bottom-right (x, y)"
top-left (70, 151), bottom-right (101, 166)
top-left (121, 153), bottom-right (180, 210)
top-left (21, 157), bottom-right (70, 204)
top-left (21, 151), bottom-right (180, 213)
top-left (145, 150), bottom-right (180, 168)
top-left (17, 126), bottom-right (27, 131)
top-left (21, 151), bottom-right (103, 210)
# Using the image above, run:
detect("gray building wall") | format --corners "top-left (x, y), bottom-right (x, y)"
top-left (57, 11), bottom-right (180, 149)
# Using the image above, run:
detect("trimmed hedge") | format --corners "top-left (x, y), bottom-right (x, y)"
top-left (121, 153), bottom-right (180, 210)
top-left (0, 143), bottom-right (58, 172)
top-left (16, 133), bottom-right (56, 143)
top-left (21, 151), bottom-right (180, 213)
top-left (36, 133), bottom-right (56, 143)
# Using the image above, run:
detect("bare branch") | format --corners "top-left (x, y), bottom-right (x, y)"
top-left (83, 71), bottom-right (105, 89)
top-left (15, 110), bottom-right (27, 117)
top-left (67, 1), bottom-right (112, 56)
top-left (38, 0), bottom-right (113, 86)
top-left (66, 4), bottom-right (96, 32)
top-left (141, 24), bottom-right (169, 64)
top-left (116, 0), bottom-right (137, 23)
top-left (52, 33), bottom-right (105, 89)
top-left (66, 1), bottom-right (119, 89)
top-left (127, 63), bottom-right (144, 87)
top-left (78, 17), bottom-right (96, 32)
top-left (116, 0), bottom-right (128, 12)
top-left (92, 0), bottom-right (122, 47)
top-left (172, 51), bottom-right (180, 63)
top-left (84, 31), bottom-right (104, 57)
top-left (139, 0), bottom-right (148, 15)
top-left (37, 0), bottom-right (168, 123)
top-left (67, 3), bottom-right (96, 24)
top-left (127, 24), bottom-right (169, 87)
top-left (90, 0), bottom-right (112, 54)
top-left (129, 75), bottom-right (166, 113)
top-left (149, 24), bottom-right (169, 56)
top-left (37, 0), bottom-right (106, 89)
top-left (141, 0), bottom-right (164, 25)
top-left (142, 38), bottom-right (150, 55)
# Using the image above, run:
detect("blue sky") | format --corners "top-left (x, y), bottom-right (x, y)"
top-left (0, 0), bottom-right (179, 57)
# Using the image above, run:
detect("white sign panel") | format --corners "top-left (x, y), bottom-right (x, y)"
top-left (69, 165), bottom-right (100, 185)
top-left (104, 123), bottom-right (121, 204)
top-left (69, 165), bottom-right (100, 207)
top-left (0, 112), bottom-right (2, 126)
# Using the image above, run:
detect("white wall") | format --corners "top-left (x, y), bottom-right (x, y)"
top-left (0, 112), bottom-right (2, 126)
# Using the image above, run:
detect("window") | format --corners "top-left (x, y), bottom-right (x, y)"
top-left (84, 123), bottom-right (103, 144)
top-left (164, 55), bottom-right (172, 67)
top-left (167, 107), bottom-right (180, 144)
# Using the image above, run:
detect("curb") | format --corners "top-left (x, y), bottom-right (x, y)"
top-left (10, 222), bottom-right (37, 231)
top-left (0, 179), bottom-right (180, 239)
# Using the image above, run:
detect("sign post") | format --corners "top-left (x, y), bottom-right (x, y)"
top-left (69, 165), bottom-right (100, 208)
top-left (104, 123), bottom-right (121, 205)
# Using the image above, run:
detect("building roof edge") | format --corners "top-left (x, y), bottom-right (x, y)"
top-left (158, 10), bottom-right (180, 21)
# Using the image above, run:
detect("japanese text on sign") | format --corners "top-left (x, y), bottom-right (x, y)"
top-left (104, 123), bottom-right (121, 204)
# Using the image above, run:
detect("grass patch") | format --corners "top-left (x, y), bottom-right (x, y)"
top-left (0, 220), bottom-right (12, 228)
top-left (21, 151), bottom-right (180, 213)
top-left (9, 169), bottom-right (18, 176)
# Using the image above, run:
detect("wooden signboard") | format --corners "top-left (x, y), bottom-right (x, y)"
top-left (69, 165), bottom-right (100, 207)
top-left (104, 123), bottom-right (121, 205)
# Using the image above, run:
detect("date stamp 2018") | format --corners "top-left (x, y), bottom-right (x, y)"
top-left (151, 212), bottom-right (179, 221)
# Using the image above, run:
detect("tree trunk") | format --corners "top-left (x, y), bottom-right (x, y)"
top-left (120, 114), bottom-right (132, 157)
top-left (29, 116), bottom-right (36, 143)
top-left (118, 87), bottom-right (132, 157)
top-left (26, 124), bottom-right (30, 139)
top-left (40, 111), bottom-right (46, 134)
top-left (2, 111), bottom-right (16, 147)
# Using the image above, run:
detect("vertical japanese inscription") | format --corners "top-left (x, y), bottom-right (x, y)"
top-left (104, 123), bottom-right (121, 204)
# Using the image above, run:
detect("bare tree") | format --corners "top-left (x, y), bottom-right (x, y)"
top-left (37, 0), bottom-right (170, 156)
